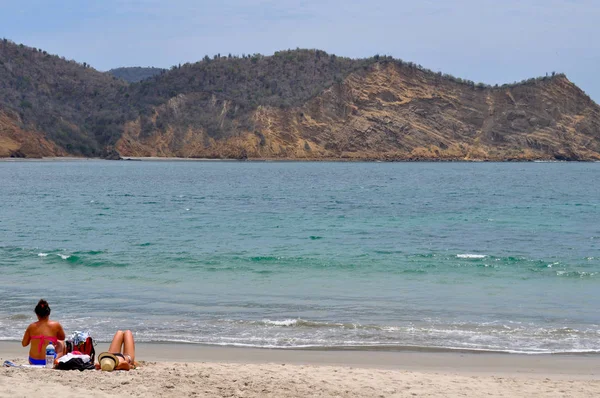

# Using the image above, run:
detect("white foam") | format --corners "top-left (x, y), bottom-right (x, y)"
top-left (57, 254), bottom-right (71, 260)
top-left (457, 254), bottom-right (486, 259)
top-left (556, 270), bottom-right (596, 277)
top-left (37, 253), bottom-right (49, 257)
top-left (263, 319), bottom-right (298, 327)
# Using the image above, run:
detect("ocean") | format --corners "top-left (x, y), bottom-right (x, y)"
top-left (0, 160), bottom-right (598, 354)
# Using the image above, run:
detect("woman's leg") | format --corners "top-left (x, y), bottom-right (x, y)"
top-left (107, 330), bottom-right (124, 354)
top-left (122, 330), bottom-right (135, 362)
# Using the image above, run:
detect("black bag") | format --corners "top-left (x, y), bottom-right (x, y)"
top-left (55, 357), bottom-right (95, 371)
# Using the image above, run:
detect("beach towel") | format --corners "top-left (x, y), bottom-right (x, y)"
top-left (3, 360), bottom-right (45, 368)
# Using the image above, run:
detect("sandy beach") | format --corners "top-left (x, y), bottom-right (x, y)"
top-left (1, 342), bottom-right (599, 397)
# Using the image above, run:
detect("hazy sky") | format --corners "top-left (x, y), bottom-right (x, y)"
top-left (1, 0), bottom-right (599, 101)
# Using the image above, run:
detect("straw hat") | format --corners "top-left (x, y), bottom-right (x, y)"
top-left (98, 352), bottom-right (119, 372)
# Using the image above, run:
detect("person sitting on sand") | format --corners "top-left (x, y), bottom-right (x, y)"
top-left (21, 299), bottom-right (66, 365)
top-left (97, 330), bottom-right (138, 371)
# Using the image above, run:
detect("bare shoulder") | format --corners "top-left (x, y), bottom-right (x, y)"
top-left (25, 322), bottom-right (38, 332)
top-left (49, 320), bottom-right (64, 330)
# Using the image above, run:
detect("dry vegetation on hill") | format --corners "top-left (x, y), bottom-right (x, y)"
top-left (1, 39), bottom-right (599, 160)
top-left (107, 67), bottom-right (165, 83)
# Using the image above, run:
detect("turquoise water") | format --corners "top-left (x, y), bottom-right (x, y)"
top-left (0, 160), bottom-right (599, 353)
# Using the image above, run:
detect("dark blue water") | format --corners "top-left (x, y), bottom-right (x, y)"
top-left (0, 160), bottom-right (598, 353)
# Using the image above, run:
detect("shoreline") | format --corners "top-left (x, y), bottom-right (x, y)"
top-left (1, 156), bottom-right (598, 162)
top-left (2, 341), bottom-right (600, 379)
top-left (3, 338), bottom-right (599, 357)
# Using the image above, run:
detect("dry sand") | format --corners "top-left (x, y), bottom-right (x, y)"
top-left (1, 342), bottom-right (599, 397)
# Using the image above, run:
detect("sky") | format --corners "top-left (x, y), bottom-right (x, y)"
top-left (1, 0), bottom-right (599, 101)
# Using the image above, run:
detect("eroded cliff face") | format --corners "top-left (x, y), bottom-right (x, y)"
top-left (116, 93), bottom-right (255, 159)
top-left (0, 110), bottom-right (64, 158)
top-left (116, 63), bottom-right (600, 160)
top-left (3, 41), bottom-right (599, 160)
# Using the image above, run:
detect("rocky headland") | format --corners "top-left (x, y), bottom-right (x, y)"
top-left (1, 39), bottom-right (598, 160)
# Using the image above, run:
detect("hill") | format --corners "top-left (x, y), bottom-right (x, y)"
top-left (1, 39), bottom-right (599, 160)
top-left (107, 67), bottom-right (165, 83)
top-left (0, 39), bottom-right (129, 157)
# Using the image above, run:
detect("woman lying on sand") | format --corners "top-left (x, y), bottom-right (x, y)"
top-left (97, 330), bottom-right (138, 371)
top-left (21, 299), bottom-right (66, 365)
